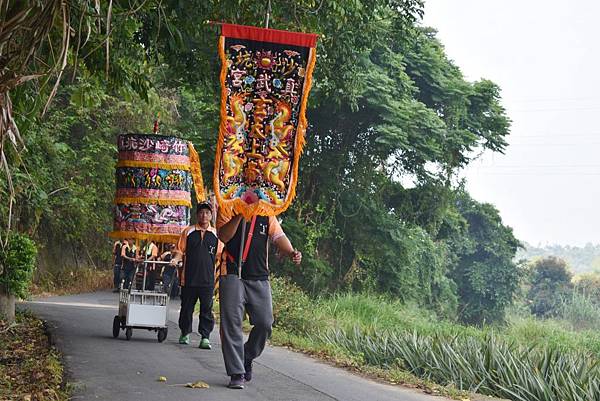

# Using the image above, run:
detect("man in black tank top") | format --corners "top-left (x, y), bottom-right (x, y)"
top-left (217, 212), bottom-right (302, 389)
top-left (121, 239), bottom-right (139, 290)
top-left (173, 202), bottom-right (221, 349)
top-left (112, 240), bottom-right (123, 292)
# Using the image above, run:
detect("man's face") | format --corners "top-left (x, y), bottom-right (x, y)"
top-left (197, 208), bottom-right (212, 225)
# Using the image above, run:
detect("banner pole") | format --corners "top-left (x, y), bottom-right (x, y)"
top-left (265, 0), bottom-right (271, 29)
top-left (237, 219), bottom-right (247, 279)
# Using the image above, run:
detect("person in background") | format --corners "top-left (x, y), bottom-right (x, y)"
top-left (171, 202), bottom-right (220, 350)
top-left (143, 240), bottom-right (159, 290)
top-left (160, 244), bottom-right (179, 298)
top-left (121, 239), bottom-right (139, 290)
top-left (112, 240), bottom-right (124, 292)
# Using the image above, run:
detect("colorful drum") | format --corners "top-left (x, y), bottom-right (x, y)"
top-left (110, 133), bottom-right (205, 242)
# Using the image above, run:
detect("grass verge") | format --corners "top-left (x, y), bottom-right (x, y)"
top-left (31, 267), bottom-right (113, 297)
top-left (270, 277), bottom-right (600, 401)
top-left (269, 277), bottom-right (470, 400)
top-left (0, 311), bottom-right (69, 401)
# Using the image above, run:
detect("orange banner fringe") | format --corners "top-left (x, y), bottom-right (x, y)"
top-left (188, 143), bottom-right (207, 202)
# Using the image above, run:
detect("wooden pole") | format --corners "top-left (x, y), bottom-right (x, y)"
top-left (237, 219), bottom-right (247, 278)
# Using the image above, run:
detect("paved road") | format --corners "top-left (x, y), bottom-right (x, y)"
top-left (22, 291), bottom-right (449, 401)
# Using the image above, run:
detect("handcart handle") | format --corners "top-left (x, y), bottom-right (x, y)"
top-left (141, 260), bottom-right (173, 265)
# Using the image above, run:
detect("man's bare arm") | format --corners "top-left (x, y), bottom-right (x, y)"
top-left (273, 235), bottom-right (302, 265)
top-left (170, 249), bottom-right (184, 265)
top-left (217, 215), bottom-right (244, 243)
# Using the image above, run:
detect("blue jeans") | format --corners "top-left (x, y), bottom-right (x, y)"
top-left (113, 264), bottom-right (122, 288)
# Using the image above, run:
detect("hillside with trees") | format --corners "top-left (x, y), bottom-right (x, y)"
top-left (517, 242), bottom-right (600, 274)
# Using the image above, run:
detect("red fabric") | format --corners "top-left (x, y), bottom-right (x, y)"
top-left (242, 216), bottom-right (258, 263)
top-left (221, 23), bottom-right (318, 48)
top-left (223, 216), bottom-right (258, 264)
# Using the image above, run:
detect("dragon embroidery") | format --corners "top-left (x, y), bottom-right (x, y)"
top-left (222, 93), bottom-right (247, 185)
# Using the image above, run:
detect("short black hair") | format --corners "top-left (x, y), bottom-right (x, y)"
top-left (196, 202), bottom-right (212, 213)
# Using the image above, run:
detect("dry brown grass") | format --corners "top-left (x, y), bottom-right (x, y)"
top-left (30, 267), bottom-right (113, 297)
top-left (0, 312), bottom-right (69, 400)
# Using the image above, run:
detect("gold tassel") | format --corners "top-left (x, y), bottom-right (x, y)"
top-left (188, 143), bottom-right (207, 202)
top-left (108, 231), bottom-right (181, 243)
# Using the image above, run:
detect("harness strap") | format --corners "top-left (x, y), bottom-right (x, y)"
top-left (224, 215), bottom-right (258, 265)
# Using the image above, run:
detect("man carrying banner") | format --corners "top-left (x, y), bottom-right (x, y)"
top-left (217, 213), bottom-right (301, 389)
top-left (172, 202), bottom-right (220, 349)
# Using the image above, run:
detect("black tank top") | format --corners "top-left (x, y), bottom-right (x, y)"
top-left (123, 245), bottom-right (136, 271)
top-left (114, 243), bottom-right (123, 265)
top-left (225, 216), bottom-right (269, 280)
top-left (183, 229), bottom-right (218, 287)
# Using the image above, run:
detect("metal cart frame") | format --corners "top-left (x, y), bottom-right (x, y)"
top-left (112, 260), bottom-right (176, 342)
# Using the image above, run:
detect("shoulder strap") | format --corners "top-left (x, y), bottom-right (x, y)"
top-left (223, 216), bottom-right (259, 265)
top-left (242, 216), bottom-right (258, 263)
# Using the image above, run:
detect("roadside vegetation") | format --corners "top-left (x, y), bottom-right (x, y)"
top-left (31, 267), bottom-right (112, 297)
top-left (0, 312), bottom-right (68, 401)
top-left (271, 275), bottom-right (600, 401)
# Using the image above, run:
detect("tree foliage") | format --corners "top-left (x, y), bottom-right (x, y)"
top-left (528, 257), bottom-right (573, 318)
top-left (0, 233), bottom-right (37, 299)
top-left (4, 0), bottom-right (522, 324)
top-left (445, 192), bottom-right (522, 325)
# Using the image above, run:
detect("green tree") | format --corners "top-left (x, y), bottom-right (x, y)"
top-left (528, 256), bottom-right (573, 318)
top-left (272, 22), bottom-right (512, 315)
top-left (574, 273), bottom-right (600, 303)
top-left (0, 233), bottom-right (37, 322)
top-left (2, 1), bottom-right (160, 229)
top-left (445, 192), bottom-right (522, 325)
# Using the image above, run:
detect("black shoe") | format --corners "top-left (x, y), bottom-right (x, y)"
top-left (228, 374), bottom-right (245, 389)
top-left (244, 360), bottom-right (252, 382)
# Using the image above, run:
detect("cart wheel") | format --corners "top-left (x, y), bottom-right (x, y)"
top-left (112, 316), bottom-right (120, 338)
top-left (125, 327), bottom-right (132, 341)
top-left (157, 328), bottom-right (168, 343)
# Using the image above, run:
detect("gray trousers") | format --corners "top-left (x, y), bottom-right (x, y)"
top-left (219, 275), bottom-right (274, 376)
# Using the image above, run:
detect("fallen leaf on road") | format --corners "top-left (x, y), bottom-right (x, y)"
top-left (186, 380), bottom-right (210, 389)
top-left (157, 376), bottom-right (167, 382)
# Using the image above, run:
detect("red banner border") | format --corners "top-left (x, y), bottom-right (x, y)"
top-left (221, 23), bottom-right (318, 48)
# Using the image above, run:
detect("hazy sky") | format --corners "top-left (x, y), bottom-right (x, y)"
top-left (422, 0), bottom-right (600, 246)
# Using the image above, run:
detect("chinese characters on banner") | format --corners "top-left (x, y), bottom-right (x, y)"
top-left (214, 23), bottom-right (318, 219)
top-left (110, 133), bottom-right (205, 242)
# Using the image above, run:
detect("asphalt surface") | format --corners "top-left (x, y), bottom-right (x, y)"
top-left (22, 291), bottom-right (450, 401)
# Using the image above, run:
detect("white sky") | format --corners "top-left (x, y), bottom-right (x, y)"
top-left (422, 0), bottom-right (600, 246)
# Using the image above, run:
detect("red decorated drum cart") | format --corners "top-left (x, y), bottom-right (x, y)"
top-left (109, 132), bottom-right (205, 342)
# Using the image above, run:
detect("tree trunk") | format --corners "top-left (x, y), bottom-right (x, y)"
top-left (0, 286), bottom-right (15, 323)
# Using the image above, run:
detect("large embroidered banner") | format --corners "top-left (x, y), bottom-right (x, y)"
top-left (110, 133), bottom-right (206, 242)
top-left (214, 23), bottom-right (318, 219)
